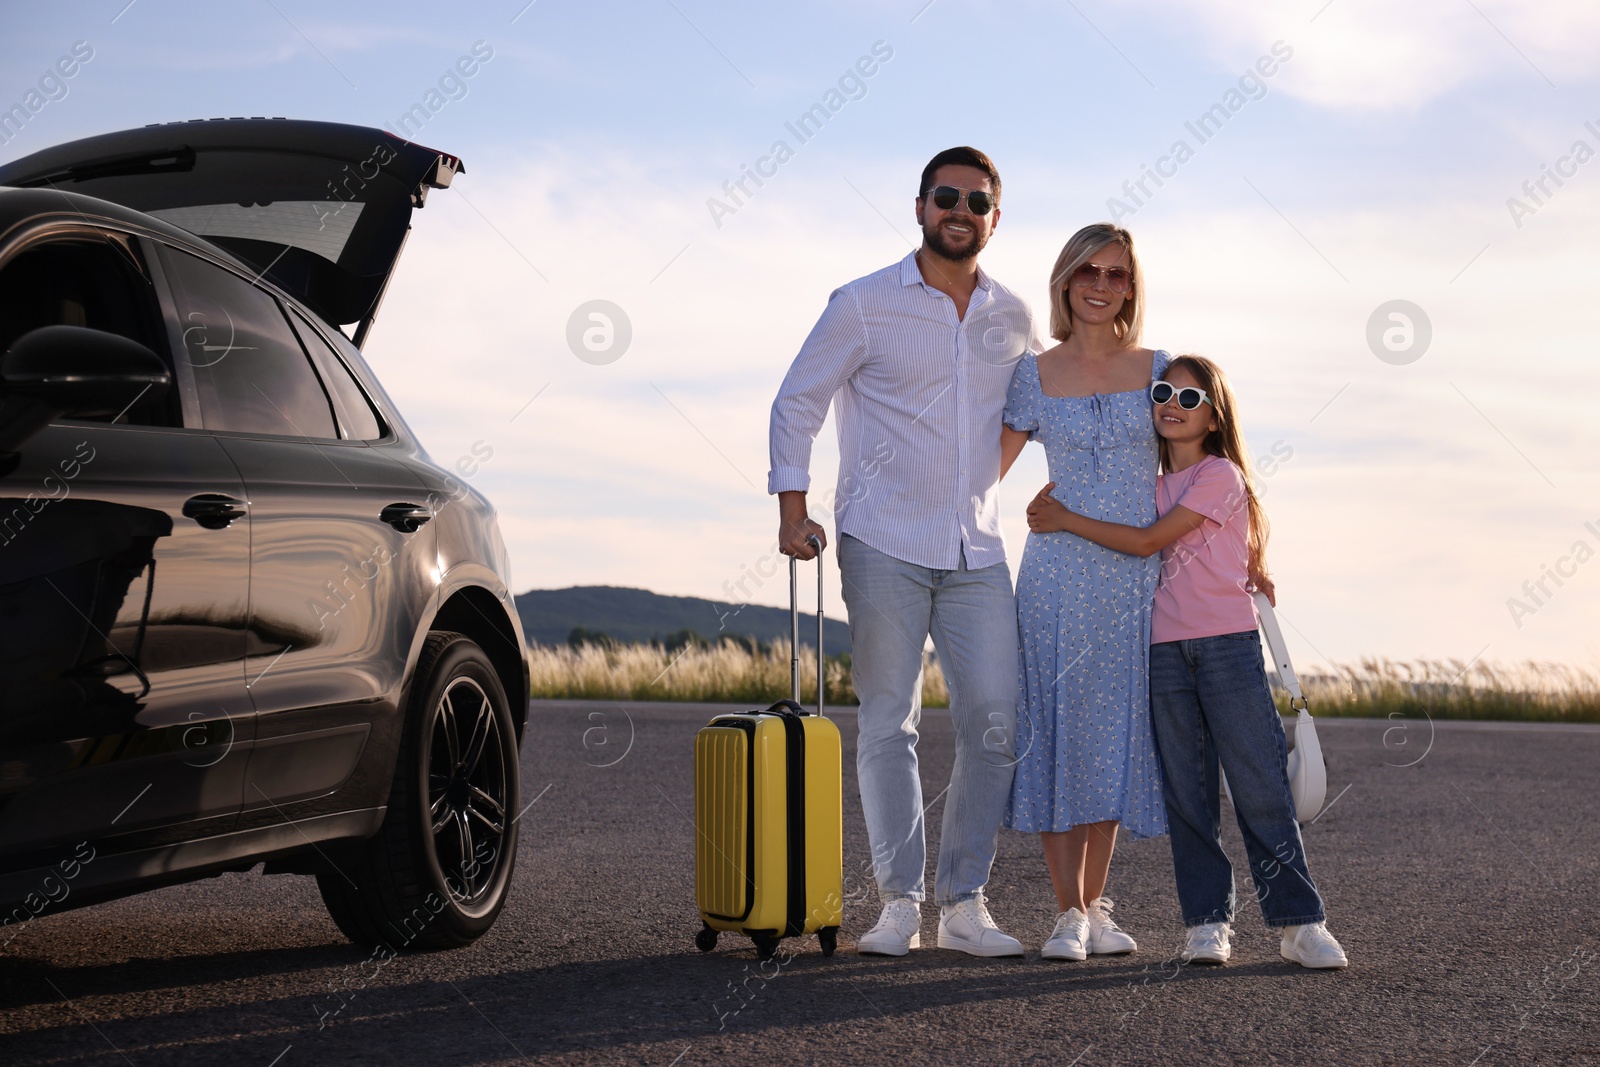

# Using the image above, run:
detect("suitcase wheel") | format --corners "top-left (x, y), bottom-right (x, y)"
top-left (695, 924), bottom-right (718, 953)
top-left (752, 933), bottom-right (780, 962)
top-left (818, 926), bottom-right (838, 958)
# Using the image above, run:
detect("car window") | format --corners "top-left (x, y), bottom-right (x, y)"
top-left (287, 311), bottom-right (384, 440)
top-left (159, 249), bottom-right (337, 438)
top-left (0, 235), bottom-right (180, 427)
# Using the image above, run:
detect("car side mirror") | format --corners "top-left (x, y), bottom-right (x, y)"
top-left (0, 325), bottom-right (172, 459)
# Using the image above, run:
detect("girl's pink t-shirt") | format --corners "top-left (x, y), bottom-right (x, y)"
top-left (1151, 453), bottom-right (1259, 643)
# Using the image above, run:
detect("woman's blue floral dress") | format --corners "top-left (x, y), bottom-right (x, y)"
top-left (1003, 350), bottom-right (1169, 838)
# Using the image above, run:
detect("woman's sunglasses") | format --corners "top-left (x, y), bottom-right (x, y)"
top-left (927, 185), bottom-right (995, 215)
top-left (1150, 381), bottom-right (1211, 409)
top-left (1067, 263), bottom-right (1134, 293)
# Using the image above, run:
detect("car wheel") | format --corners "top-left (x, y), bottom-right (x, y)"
top-left (317, 631), bottom-right (520, 951)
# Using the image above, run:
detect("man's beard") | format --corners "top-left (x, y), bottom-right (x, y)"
top-left (922, 217), bottom-right (987, 261)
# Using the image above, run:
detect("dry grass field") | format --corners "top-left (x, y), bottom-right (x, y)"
top-left (1291, 657), bottom-right (1600, 722)
top-left (525, 641), bottom-right (1600, 722)
top-left (526, 640), bottom-right (949, 708)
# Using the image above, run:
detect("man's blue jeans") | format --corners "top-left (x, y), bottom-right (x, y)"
top-left (1149, 632), bottom-right (1326, 928)
top-left (838, 534), bottom-right (1019, 906)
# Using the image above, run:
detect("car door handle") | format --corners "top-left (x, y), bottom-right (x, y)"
top-left (381, 502), bottom-right (434, 533)
top-left (183, 493), bottom-right (248, 529)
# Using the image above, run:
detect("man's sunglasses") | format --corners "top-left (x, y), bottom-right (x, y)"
top-left (1150, 381), bottom-right (1212, 409)
top-left (926, 185), bottom-right (995, 215)
top-left (1067, 263), bottom-right (1134, 293)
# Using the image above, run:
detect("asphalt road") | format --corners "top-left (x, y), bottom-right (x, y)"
top-left (2, 701), bottom-right (1597, 1066)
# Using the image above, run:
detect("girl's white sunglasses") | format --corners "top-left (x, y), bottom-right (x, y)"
top-left (1150, 381), bottom-right (1211, 410)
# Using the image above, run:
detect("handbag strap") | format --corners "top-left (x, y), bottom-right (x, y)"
top-left (1251, 591), bottom-right (1308, 712)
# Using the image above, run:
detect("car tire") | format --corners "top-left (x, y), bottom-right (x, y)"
top-left (317, 631), bottom-right (520, 951)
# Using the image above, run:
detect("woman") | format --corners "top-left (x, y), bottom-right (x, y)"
top-left (999, 223), bottom-right (1167, 961)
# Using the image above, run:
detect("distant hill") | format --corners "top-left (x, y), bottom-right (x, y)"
top-left (514, 585), bottom-right (852, 655)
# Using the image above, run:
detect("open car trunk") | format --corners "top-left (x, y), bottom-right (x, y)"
top-left (0, 118), bottom-right (462, 348)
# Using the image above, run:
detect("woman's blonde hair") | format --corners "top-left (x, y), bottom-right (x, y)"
top-left (1160, 354), bottom-right (1271, 579)
top-left (1048, 223), bottom-right (1144, 344)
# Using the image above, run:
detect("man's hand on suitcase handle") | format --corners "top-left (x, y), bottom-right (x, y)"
top-left (778, 491), bottom-right (827, 559)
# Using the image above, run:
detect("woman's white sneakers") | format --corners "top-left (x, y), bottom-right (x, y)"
top-left (1086, 897), bottom-right (1138, 954)
top-left (1044, 899), bottom-right (1137, 960)
top-left (937, 895), bottom-right (1025, 957)
top-left (1279, 922), bottom-right (1349, 969)
top-left (856, 898), bottom-right (921, 956)
top-left (1041, 907), bottom-right (1091, 960)
top-left (1181, 921), bottom-right (1233, 965)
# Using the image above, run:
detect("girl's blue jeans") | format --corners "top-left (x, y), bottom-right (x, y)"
top-left (1149, 632), bottom-right (1327, 929)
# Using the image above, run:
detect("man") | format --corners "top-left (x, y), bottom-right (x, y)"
top-left (768, 146), bottom-right (1041, 957)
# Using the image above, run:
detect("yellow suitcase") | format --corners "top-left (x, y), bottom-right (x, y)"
top-left (693, 543), bottom-right (843, 960)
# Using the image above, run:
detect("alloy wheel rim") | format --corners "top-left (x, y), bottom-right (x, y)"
top-left (426, 676), bottom-right (508, 906)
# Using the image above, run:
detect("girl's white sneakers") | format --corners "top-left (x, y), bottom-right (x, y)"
top-left (1280, 921), bottom-right (1349, 969)
top-left (1181, 921), bottom-right (1233, 964)
top-left (1178, 920), bottom-right (1347, 968)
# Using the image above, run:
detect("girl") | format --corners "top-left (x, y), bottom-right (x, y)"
top-left (998, 224), bottom-right (1168, 962)
top-left (1025, 355), bottom-right (1348, 969)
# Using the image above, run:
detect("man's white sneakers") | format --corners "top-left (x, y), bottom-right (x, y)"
top-left (856, 898), bottom-right (922, 956)
top-left (1040, 907), bottom-right (1091, 961)
top-left (1181, 921), bottom-right (1233, 965)
top-left (1280, 922), bottom-right (1349, 969)
top-left (937, 895), bottom-right (1024, 957)
top-left (1086, 897), bottom-right (1137, 955)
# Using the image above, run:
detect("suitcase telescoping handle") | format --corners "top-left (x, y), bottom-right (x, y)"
top-left (789, 534), bottom-right (825, 717)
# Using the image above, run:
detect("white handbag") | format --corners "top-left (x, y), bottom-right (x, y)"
top-left (1218, 593), bottom-right (1327, 824)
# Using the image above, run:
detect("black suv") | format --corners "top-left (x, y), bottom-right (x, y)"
top-left (0, 119), bottom-right (528, 950)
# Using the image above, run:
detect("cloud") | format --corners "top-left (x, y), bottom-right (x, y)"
top-left (1123, 0), bottom-right (1600, 109)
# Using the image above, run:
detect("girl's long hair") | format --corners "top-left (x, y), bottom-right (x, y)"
top-left (1160, 354), bottom-right (1270, 579)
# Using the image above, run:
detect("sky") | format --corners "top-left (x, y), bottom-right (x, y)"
top-left (3, 0), bottom-right (1598, 671)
